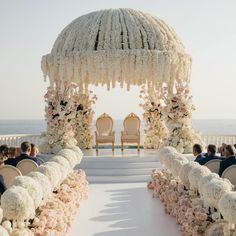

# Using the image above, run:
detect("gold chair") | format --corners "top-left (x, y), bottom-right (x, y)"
top-left (121, 113), bottom-right (141, 151)
top-left (16, 159), bottom-right (38, 175)
top-left (222, 164), bottom-right (236, 186)
top-left (0, 165), bottom-right (22, 188)
top-left (204, 159), bottom-right (221, 173)
top-left (95, 113), bottom-right (115, 151)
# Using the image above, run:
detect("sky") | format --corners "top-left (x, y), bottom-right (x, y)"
top-left (0, 0), bottom-right (236, 120)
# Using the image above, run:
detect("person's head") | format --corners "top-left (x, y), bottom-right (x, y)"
top-left (219, 143), bottom-right (227, 157)
top-left (193, 144), bottom-right (202, 156)
top-left (8, 147), bottom-right (17, 159)
top-left (225, 145), bottom-right (236, 158)
top-left (15, 147), bottom-right (21, 156)
top-left (21, 141), bottom-right (31, 154)
top-left (0, 145), bottom-right (8, 157)
top-left (30, 143), bottom-right (39, 157)
top-left (207, 144), bottom-right (216, 156)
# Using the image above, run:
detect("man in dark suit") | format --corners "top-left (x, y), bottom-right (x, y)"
top-left (219, 145), bottom-right (236, 176)
top-left (198, 144), bottom-right (223, 165)
top-left (4, 141), bottom-right (41, 167)
top-left (193, 144), bottom-right (205, 163)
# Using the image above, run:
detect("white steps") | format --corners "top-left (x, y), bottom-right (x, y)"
top-left (76, 156), bottom-right (162, 183)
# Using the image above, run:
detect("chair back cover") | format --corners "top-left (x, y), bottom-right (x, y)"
top-left (205, 159), bottom-right (221, 173)
top-left (16, 159), bottom-right (38, 175)
top-left (222, 164), bottom-right (236, 186)
top-left (96, 113), bottom-right (113, 136)
top-left (123, 113), bottom-right (140, 135)
top-left (0, 165), bottom-right (22, 188)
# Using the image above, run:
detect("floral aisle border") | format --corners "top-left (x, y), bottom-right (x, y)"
top-left (147, 147), bottom-right (236, 236)
top-left (0, 147), bottom-right (87, 236)
top-left (40, 81), bottom-right (97, 153)
top-left (163, 81), bottom-right (204, 153)
top-left (140, 85), bottom-right (168, 149)
top-left (31, 170), bottom-right (88, 235)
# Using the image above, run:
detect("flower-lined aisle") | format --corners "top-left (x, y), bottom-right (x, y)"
top-left (0, 146), bottom-right (88, 236)
top-left (148, 147), bottom-right (236, 236)
top-left (32, 170), bottom-right (88, 236)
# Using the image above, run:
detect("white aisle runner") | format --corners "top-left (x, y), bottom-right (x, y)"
top-left (68, 183), bottom-right (180, 236)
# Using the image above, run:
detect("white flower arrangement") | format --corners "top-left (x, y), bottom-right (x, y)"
top-left (50, 155), bottom-right (73, 175)
top-left (1, 221), bottom-right (12, 235)
top-left (163, 81), bottom-right (204, 153)
top-left (202, 178), bottom-right (233, 209)
top-left (0, 226), bottom-right (9, 236)
top-left (27, 171), bottom-right (52, 199)
top-left (198, 173), bottom-right (220, 197)
top-left (36, 165), bottom-right (61, 189)
top-left (12, 176), bottom-right (43, 209)
top-left (219, 191), bottom-right (236, 224)
top-left (179, 161), bottom-right (199, 188)
top-left (57, 149), bottom-right (78, 167)
top-left (139, 85), bottom-right (168, 149)
top-left (157, 146), bottom-right (178, 165)
top-left (1, 186), bottom-right (35, 221)
top-left (43, 161), bottom-right (67, 182)
top-left (70, 146), bottom-right (83, 163)
top-left (188, 165), bottom-right (211, 192)
top-left (171, 158), bottom-right (188, 178)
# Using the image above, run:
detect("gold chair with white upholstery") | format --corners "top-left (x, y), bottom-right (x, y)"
top-left (204, 159), bottom-right (221, 173)
top-left (222, 164), bottom-right (236, 186)
top-left (0, 165), bottom-right (22, 188)
top-left (95, 113), bottom-right (115, 151)
top-left (16, 159), bottom-right (38, 175)
top-left (121, 113), bottom-right (141, 151)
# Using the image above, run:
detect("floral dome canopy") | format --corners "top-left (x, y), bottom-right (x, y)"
top-left (41, 8), bottom-right (192, 90)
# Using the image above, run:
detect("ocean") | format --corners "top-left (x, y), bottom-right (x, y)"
top-left (0, 119), bottom-right (236, 138)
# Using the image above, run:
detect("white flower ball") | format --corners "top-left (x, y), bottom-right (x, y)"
top-left (1, 186), bottom-right (35, 220)
top-left (219, 191), bottom-right (236, 224)
top-left (70, 146), bottom-right (83, 163)
top-left (50, 155), bottom-right (72, 175)
top-left (198, 173), bottom-right (220, 196)
top-left (12, 176), bottom-right (43, 209)
top-left (27, 171), bottom-right (52, 199)
top-left (179, 161), bottom-right (199, 188)
top-left (36, 165), bottom-right (60, 189)
top-left (0, 226), bottom-right (9, 236)
top-left (43, 161), bottom-right (66, 182)
top-left (171, 158), bottom-right (189, 178)
top-left (188, 165), bottom-right (211, 192)
top-left (157, 146), bottom-right (177, 164)
top-left (202, 178), bottom-right (233, 209)
top-left (1, 221), bottom-right (12, 233)
top-left (57, 149), bottom-right (78, 167)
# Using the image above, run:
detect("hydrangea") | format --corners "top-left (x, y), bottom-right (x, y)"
top-left (57, 149), bottom-right (78, 167)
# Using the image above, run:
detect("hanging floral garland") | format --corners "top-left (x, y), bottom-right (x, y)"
top-left (163, 81), bottom-right (204, 153)
top-left (40, 81), bottom-right (78, 154)
top-left (140, 84), bottom-right (168, 149)
top-left (74, 91), bottom-right (97, 149)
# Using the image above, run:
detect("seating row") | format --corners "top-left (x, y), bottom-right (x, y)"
top-left (0, 159), bottom-right (38, 188)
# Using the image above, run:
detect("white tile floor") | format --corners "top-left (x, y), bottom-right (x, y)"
top-left (68, 183), bottom-right (180, 236)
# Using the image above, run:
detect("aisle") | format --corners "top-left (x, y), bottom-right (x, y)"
top-left (68, 183), bottom-right (180, 236)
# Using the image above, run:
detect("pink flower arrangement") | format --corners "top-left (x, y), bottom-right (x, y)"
top-left (31, 170), bottom-right (88, 236)
top-left (148, 169), bottom-right (215, 235)
top-left (139, 85), bottom-right (168, 149)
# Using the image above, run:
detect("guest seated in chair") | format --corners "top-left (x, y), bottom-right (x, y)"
top-left (193, 144), bottom-right (204, 163)
top-left (30, 143), bottom-right (39, 157)
top-left (219, 145), bottom-right (236, 177)
top-left (198, 144), bottom-right (222, 165)
top-left (4, 141), bottom-right (41, 166)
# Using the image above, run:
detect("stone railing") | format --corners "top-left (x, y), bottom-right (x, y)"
top-left (0, 133), bottom-right (235, 148)
top-left (0, 134), bottom-right (42, 146)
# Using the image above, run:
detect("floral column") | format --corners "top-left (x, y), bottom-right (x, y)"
top-left (163, 81), bottom-right (204, 153)
top-left (140, 85), bottom-right (168, 149)
top-left (40, 82), bottom-right (78, 154)
top-left (74, 91), bottom-right (97, 149)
